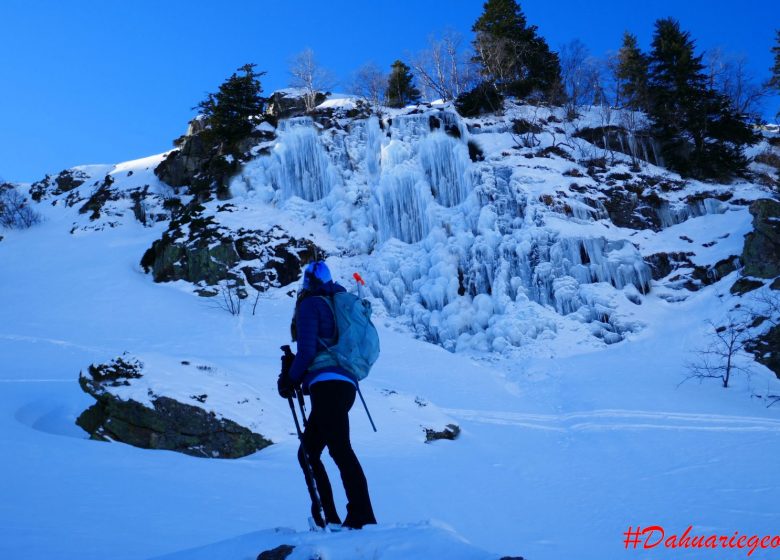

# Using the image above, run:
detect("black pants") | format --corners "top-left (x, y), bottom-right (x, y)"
top-left (297, 380), bottom-right (376, 528)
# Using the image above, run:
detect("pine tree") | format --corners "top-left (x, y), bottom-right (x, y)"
top-left (471, 0), bottom-right (562, 101)
top-left (769, 29), bottom-right (780, 118)
top-left (385, 60), bottom-right (421, 108)
top-left (647, 18), bottom-right (757, 179)
top-left (615, 32), bottom-right (649, 110)
top-left (196, 63), bottom-right (266, 148)
top-left (769, 29), bottom-right (780, 91)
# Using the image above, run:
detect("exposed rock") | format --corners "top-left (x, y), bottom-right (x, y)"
top-left (140, 209), bottom-right (239, 285)
top-left (742, 198), bottom-right (780, 278)
top-left (156, 120), bottom-right (275, 199)
top-left (745, 324), bottom-right (780, 380)
top-left (730, 277), bottom-right (765, 295)
top-left (79, 175), bottom-right (119, 220)
top-left (645, 252), bottom-right (739, 290)
top-left (76, 355), bottom-right (271, 458)
top-left (771, 278), bottom-right (780, 290)
top-left (424, 423), bottom-right (460, 443)
top-left (256, 545), bottom-right (295, 560)
top-left (236, 226), bottom-right (321, 291)
top-left (644, 252), bottom-right (695, 280)
top-left (266, 90), bottom-right (327, 119)
top-left (683, 256), bottom-right (739, 291)
top-left (155, 134), bottom-right (211, 189)
top-left (602, 187), bottom-right (662, 230)
top-left (29, 169), bottom-right (89, 201)
top-left (140, 206), bottom-right (322, 291)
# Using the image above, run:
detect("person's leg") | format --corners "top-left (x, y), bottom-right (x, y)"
top-left (312, 381), bottom-right (377, 529)
top-left (299, 397), bottom-right (341, 525)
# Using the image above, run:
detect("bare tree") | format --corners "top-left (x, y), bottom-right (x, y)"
top-left (410, 30), bottom-right (475, 102)
top-left (684, 314), bottom-right (752, 388)
top-left (472, 32), bottom-right (517, 91)
top-left (0, 185), bottom-right (41, 229)
top-left (559, 39), bottom-right (601, 121)
top-left (706, 48), bottom-right (767, 120)
top-left (289, 48), bottom-right (336, 112)
top-left (351, 62), bottom-right (387, 108)
top-left (209, 279), bottom-right (246, 316)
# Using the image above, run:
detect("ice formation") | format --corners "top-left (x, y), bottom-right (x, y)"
top-left (232, 106), bottom-right (659, 351)
top-left (268, 117), bottom-right (336, 201)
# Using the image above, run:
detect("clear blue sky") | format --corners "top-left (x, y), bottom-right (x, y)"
top-left (1, 0), bottom-right (777, 183)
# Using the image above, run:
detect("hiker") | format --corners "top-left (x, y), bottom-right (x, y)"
top-left (278, 260), bottom-right (377, 530)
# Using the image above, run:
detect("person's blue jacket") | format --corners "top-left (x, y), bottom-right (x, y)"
top-left (289, 281), bottom-right (353, 389)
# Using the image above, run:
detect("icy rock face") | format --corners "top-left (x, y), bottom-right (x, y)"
top-left (656, 197), bottom-right (728, 229)
top-left (232, 107), bottom-right (653, 350)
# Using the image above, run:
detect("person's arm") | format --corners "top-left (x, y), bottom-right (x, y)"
top-left (288, 298), bottom-right (320, 383)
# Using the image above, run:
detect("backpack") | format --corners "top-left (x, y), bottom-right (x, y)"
top-left (309, 292), bottom-right (380, 381)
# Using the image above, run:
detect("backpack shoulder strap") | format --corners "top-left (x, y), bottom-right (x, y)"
top-left (316, 295), bottom-right (338, 347)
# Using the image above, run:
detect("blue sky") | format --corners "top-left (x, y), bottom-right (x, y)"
top-left (1, 0), bottom-right (777, 183)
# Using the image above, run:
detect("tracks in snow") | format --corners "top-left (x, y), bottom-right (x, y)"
top-left (441, 408), bottom-right (780, 433)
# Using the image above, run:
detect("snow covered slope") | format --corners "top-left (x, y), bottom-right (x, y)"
top-left (2, 97), bottom-right (780, 560)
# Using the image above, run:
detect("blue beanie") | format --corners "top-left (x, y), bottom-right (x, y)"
top-left (302, 261), bottom-right (332, 289)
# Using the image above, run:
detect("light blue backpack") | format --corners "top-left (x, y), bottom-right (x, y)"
top-left (310, 292), bottom-right (380, 381)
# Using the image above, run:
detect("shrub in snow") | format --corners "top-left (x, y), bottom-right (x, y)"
top-left (0, 184), bottom-right (41, 229)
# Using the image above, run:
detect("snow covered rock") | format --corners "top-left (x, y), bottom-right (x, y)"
top-left (140, 205), bottom-right (321, 292)
top-left (267, 89), bottom-right (326, 119)
top-left (76, 355), bottom-right (271, 458)
top-left (150, 521), bottom-right (524, 560)
top-left (28, 168), bottom-right (89, 201)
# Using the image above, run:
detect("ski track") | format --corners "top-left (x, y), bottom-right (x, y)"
top-left (0, 333), bottom-right (111, 354)
top-left (443, 407), bottom-right (780, 433)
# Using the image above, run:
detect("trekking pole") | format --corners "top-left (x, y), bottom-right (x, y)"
top-left (287, 394), bottom-right (326, 530)
top-left (296, 387), bottom-right (309, 428)
top-left (352, 272), bottom-right (378, 433)
top-left (356, 384), bottom-right (377, 432)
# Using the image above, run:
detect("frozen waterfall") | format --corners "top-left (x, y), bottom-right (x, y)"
top-left (269, 117), bottom-right (335, 201)
top-left (418, 132), bottom-right (473, 207)
top-left (375, 169), bottom-right (431, 244)
top-left (231, 103), bottom-right (659, 351)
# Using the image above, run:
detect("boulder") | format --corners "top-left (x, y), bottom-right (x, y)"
top-left (742, 198), bottom-right (780, 278)
top-left (424, 423), bottom-right (460, 443)
top-left (266, 90), bottom-right (327, 119)
top-left (76, 355), bottom-right (271, 458)
top-left (257, 545), bottom-right (295, 560)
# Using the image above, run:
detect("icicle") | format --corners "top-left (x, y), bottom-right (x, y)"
top-left (375, 169), bottom-right (431, 244)
top-left (418, 132), bottom-right (473, 207)
top-left (270, 118), bottom-right (334, 201)
top-left (365, 116), bottom-right (382, 178)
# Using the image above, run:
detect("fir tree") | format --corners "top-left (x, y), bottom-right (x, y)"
top-left (615, 32), bottom-right (649, 110)
top-left (196, 63), bottom-right (266, 148)
top-left (471, 0), bottom-right (562, 101)
top-left (647, 18), bottom-right (757, 179)
top-left (769, 29), bottom-right (780, 91)
top-left (769, 29), bottom-right (780, 118)
top-left (385, 60), bottom-right (421, 108)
